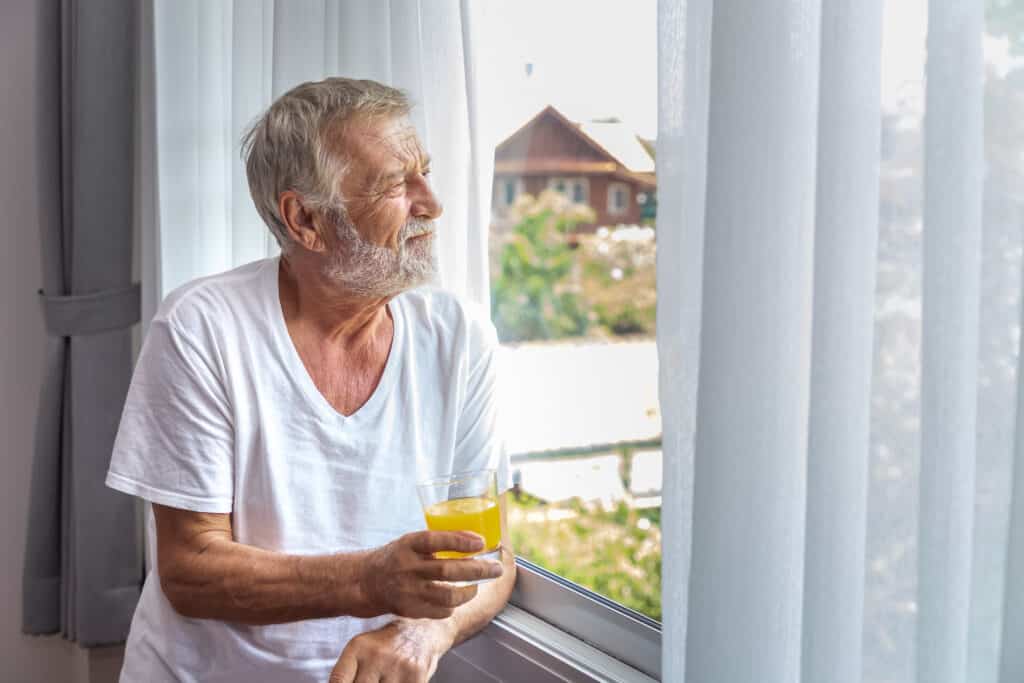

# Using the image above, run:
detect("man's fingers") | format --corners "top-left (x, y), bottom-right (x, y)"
top-left (328, 652), bottom-right (359, 683)
top-left (353, 667), bottom-right (381, 683)
top-left (407, 530), bottom-right (485, 555)
top-left (418, 558), bottom-right (502, 583)
top-left (420, 580), bottom-right (479, 608)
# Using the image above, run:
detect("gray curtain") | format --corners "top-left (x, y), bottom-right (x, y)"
top-left (21, 0), bottom-right (144, 646)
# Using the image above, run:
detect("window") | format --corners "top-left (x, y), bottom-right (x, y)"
top-left (608, 182), bottom-right (630, 215)
top-left (487, 0), bottom-right (660, 659)
top-left (573, 179), bottom-right (587, 203)
top-left (497, 177), bottom-right (524, 208)
top-left (547, 176), bottom-right (589, 204)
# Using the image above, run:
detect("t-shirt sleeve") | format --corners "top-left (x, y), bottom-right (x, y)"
top-left (453, 317), bottom-right (511, 494)
top-left (105, 317), bottom-right (234, 513)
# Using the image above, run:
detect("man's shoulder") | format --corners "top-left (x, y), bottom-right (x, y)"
top-left (155, 258), bottom-right (274, 337)
top-left (397, 287), bottom-right (496, 345)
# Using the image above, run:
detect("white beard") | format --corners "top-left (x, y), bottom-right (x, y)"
top-left (320, 211), bottom-right (438, 298)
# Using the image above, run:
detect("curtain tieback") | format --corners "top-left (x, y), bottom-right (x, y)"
top-left (39, 283), bottom-right (142, 337)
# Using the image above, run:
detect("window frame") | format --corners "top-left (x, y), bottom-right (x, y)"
top-left (445, 600), bottom-right (659, 682)
top-left (505, 557), bottom-right (662, 679)
top-left (607, 181), bottom-right (631, 216)
top-left (497, 177), bottom-right (525, 208)
top-left (548, 176), bottom-right (590, 204)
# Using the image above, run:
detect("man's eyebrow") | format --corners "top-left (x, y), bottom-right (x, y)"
top-left (366, 167), bottom-right (403, 191)
top-left (376, 169), bottom-right (404, 185)
top-left (368, 156), bottom-right (432, 189)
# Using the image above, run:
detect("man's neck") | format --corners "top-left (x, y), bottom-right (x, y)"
top-left (278, 256), bottom-right (393, 351)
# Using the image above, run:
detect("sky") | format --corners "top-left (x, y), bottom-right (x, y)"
top-left (479, 0), bottom-right (1017, 143)
top-left (481, 0), bottom-right (658, 140)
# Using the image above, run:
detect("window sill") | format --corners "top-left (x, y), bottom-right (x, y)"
top-left (443, 605), bottom-right (658, 682)
top-left (439, 557), bottom-right (661, 681)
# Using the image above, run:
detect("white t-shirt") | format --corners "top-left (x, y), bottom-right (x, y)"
top-left (106, 257), bottom-right (509, 683)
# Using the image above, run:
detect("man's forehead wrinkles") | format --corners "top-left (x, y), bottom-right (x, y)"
top-left (346, 122), bottom-right (429, 194)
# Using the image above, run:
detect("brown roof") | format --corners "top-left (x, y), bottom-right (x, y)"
top-left (495, 105), bottom-right (657, 183)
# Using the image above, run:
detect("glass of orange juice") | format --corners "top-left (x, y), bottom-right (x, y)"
top-left (417, 469), bottom-right (502, 576)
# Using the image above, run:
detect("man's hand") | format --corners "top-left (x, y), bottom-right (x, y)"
top-left (328, 618), bottom-right (453, 683)
top-left (359, 530), bottom-right (504, 619)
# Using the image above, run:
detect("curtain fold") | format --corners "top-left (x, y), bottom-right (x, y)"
top-left (916, 2), bottom-right (985, 682)
top-left (667, 1), bottom-right (822, 681)
top-left (145, 0), bottom-right (495, 309)
top-left (800, 2), bottom-right (883, 683)
top-left (1000, 264), bottom-right (1024, 682)
top-left (22, 0), bottom-right (144, 646)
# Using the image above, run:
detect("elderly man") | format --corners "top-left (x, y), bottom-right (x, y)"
top-left (105, 77), bottom-right (515, 682)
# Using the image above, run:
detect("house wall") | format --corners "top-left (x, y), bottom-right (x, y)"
top-left (494, 173), bottom-right (649, 231)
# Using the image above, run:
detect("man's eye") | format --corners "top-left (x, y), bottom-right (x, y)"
top-left (422, 168), bottom-right (431, 177)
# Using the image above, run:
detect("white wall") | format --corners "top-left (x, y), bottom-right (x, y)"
top-left (1, 1), bottom-right (85, 680)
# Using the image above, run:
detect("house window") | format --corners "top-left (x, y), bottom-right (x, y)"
top-left (500, 178), bottom-right (525, 207)
top-left (496, 178), bottom-right (525, 209)
top-left (504, 179), bottom-right (517, 205)
top-left (547, 176), bottom-right (589, 204)
top-left (608, 182), bottom-right (630, 215)
top-left (572, 180), bottom-right (586, 203)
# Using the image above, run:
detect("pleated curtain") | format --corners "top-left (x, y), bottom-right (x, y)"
top-left (21, 0), bottom-right (144, 646)
top-left (657, 1), bottom-right (1011, 682)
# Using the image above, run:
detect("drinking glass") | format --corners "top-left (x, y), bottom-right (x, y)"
top-left (417, 469), bottom-right (502, 571)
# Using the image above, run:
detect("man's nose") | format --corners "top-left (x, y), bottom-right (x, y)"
top-left (412, 182), bottom-right (443, 221)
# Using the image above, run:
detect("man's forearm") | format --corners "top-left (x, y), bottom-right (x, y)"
top-left (161, 539), bottom-right (376, 625)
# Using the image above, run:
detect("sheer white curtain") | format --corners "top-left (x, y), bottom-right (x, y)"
top-left (658, 0), bottom-right (1009, 682)
top-left (138, 0), bottom-right (497, 327)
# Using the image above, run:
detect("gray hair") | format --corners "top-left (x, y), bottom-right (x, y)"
top-left (241, 77), bottom-right (411, 252)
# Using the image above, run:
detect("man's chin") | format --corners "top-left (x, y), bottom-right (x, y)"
top-left (402, 262), bottom-right (437, 291)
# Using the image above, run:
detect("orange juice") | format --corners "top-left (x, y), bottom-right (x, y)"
top-left (423, 496), bottom-right (501, 559)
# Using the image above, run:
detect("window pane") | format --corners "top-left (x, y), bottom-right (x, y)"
top-left (573, 180), bottom-right (586, 203)
top-left (487, 0), bottom-right (660, 622)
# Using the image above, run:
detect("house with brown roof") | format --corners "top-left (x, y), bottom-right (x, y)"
top-left (492, 105), bottom-right (657, 232)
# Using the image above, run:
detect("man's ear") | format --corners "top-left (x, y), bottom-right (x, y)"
top-left (278, 191), bottom-right (327, 252)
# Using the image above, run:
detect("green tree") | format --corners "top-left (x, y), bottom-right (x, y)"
top-left (490, 191), bottom-right (595, 342)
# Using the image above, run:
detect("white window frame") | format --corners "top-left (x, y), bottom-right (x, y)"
top-left (498, 177), bottom-right (525, 208)
top-left (548, 176), bottom-right (590, 204)
top-left (608, 182), bottom-right (631, 216)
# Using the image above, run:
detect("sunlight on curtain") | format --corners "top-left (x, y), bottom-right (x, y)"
top-left (140, 0), bottom-right (496, 325)
top-left (658, 0), bottom-right (1011, 681)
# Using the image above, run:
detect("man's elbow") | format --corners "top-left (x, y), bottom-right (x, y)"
top-left (158, 562), bottom-right (208, 619)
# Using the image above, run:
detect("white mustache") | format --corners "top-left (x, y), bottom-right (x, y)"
top-left (400, 220), bottom-right (435, 241)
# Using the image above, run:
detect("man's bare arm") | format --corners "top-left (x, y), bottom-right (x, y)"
top-left (152, 504), bottom-right (503, 625)
top-left (329, 493), bottom-right (518, 682)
